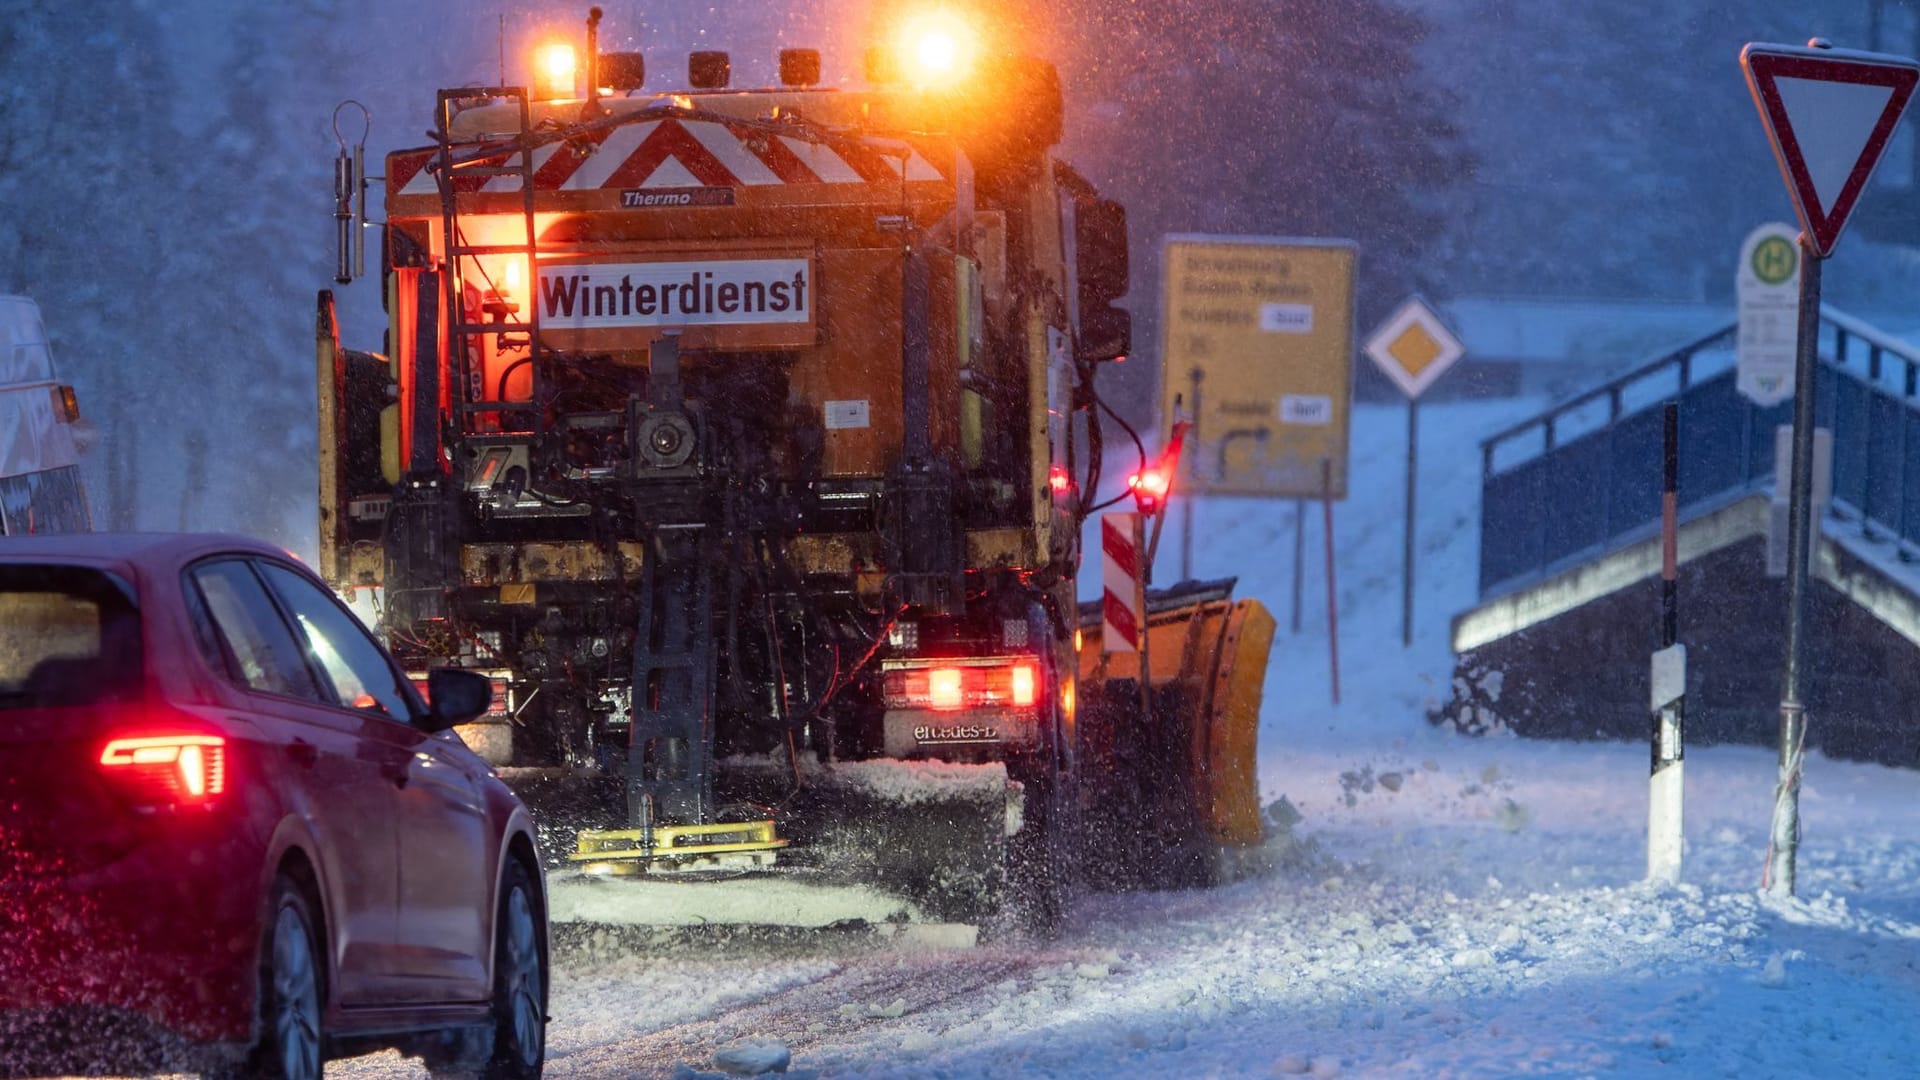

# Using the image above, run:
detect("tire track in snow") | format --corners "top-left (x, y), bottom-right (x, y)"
top-left (547, 943), bottom-right (1071, 1077)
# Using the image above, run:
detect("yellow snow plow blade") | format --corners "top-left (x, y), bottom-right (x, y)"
top-left (1077, 579), bottom-right (1275, 885)
top-left (570, 820), bottom-right (789, 875)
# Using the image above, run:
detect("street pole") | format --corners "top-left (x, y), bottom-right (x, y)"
top-left (1178, 488), bottom-right (1194, 582)
top-left (1766, 232), bottom-right (1821, 899)
top-left (1322, 457), bottom-right (1341, 706)
top-left (1132, 512), bottom-right (1153, 737)
top-left (1647, 401), bottom-right (1686, 885)
top-left (1180, 368), bottom-right (1200, 582)
top-left (1402, 399), bottom-right (1419, 647)
top-left (1291, 499), bottom-right (1305, 633)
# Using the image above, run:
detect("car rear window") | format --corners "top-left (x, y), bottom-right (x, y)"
top-left (0, 565), bottom-right (141, 709)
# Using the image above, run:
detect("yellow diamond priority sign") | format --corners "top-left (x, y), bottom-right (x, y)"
top-left (1364, 297), bottom-right (1465, 400)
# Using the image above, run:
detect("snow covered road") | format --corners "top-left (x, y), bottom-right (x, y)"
top-left (325, 399), bottom-right (1920, 1078)
top-left (324, 736), bottom-right (1920, 1078)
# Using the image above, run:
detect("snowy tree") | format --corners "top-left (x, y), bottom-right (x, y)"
top-left (0, 4), bottom-right (184, 529)
top-left (0, 1), bottom-right (347, 544)
top-left (1040, 0), bottom-right (1472, 416)
top-left (168, 0), bottom-right (344, 544)
top-left (1432, 0), bottom-right (1920, 304)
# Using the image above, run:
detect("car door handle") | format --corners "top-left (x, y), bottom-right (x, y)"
top-left (380, 762), bottom-right (410, 789)
top-left (288, 739), bottom-right (318, 770)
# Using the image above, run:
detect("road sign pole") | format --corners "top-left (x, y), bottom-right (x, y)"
top-left (1134, 512), bottom-right (1153, 737)
top-left (1179, 487), bottom-right (1195, 582)
top-left (1180, 368), bottom-right (1200, 582)
top-left (1322, 457), bottom-right (1341, 706)
top-left (1402, 399), bottom-right (1419, 648)
top-left (1291, 500), bottom-right (1305, 633)
top-left (1739, 37), bottom-right (1918, 896)
top-left (1767, 234), bottom-right (1821, 899)
top-left (1363, 295), bottom-right (1465, 652)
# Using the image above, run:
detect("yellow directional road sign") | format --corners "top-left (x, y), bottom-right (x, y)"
top-left (1160, 236), bottom-right (1357, 498)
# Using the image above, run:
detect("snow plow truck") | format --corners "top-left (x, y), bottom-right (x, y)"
top-left (314, 7), bottom-right (1275, 929)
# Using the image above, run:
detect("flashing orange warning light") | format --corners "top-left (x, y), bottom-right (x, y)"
top-left (896, 10), bottom-right (980, 87)
top-left (534, 43), bottom-right (578, 100)
top-left (499, 257), bottom-right (528, 310)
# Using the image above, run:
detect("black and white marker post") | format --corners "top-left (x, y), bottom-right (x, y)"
top-left (1647, 402), bottom-right (1685, 885)
top-left (1741, 39), bottom-right (1919, 897)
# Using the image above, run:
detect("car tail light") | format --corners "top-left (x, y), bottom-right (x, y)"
top-left (99, 735), bottom-right (227, 806)
top-left (883, 661), bottom-right (1043, 711)
top-left (51, 384), bottom-right (80, 423)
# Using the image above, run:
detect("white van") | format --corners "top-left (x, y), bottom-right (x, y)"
top-left (0, 296), bottom-right (90, 533)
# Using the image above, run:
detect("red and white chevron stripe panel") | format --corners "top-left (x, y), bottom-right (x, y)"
top-left (389, 118), bottom-right (943, 200)
top-left (1102, 512), bottom-right (1145, 654)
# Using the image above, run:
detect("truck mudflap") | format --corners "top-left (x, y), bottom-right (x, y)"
top-left (1075, 578), bottom-right (1276, 889)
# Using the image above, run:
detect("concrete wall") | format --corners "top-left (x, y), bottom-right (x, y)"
top-left (1443, 532), bottom-right (1920, 769)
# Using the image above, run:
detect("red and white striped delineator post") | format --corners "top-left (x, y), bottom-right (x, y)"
top-left (1101, 512), bottom-right (1146, 655)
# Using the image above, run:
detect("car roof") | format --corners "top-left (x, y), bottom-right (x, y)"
top-left (0, 531), bottom-right (300, 575)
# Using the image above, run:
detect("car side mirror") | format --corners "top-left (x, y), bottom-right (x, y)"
top-left (422, 668), bottom-right (491, 732)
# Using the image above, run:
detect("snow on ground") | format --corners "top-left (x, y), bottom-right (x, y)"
top-left (547, 874), bottom-right (928, 930)
top-left (316, 394), bottom-right (1920, 1078)
top-left (334, 738), bottom-right (1920, 1079)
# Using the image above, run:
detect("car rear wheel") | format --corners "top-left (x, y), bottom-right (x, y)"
top-left (209, 877), bottom-right (324, 1080)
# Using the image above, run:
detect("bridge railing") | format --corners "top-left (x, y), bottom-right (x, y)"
top-left (1477, 306), bottom-right (1920, 598)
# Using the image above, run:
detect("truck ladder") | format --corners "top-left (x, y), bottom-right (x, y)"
top-left (432, 87), bottom-right (545, 434)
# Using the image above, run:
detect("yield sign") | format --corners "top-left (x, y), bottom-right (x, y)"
top-left (1742, 42), bottom-right (1920, 257)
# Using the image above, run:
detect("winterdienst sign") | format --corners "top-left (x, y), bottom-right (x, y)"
top-left (1741, 41), bottom-right (1920, 257)
top-left (538, 260), bottom-right (812, 328)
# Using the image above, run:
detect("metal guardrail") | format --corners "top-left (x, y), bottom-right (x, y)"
top-left (1478, 306), bottom-right (1920, 598)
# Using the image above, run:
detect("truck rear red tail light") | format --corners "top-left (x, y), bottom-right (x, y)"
top-left (883, 661), bottom-right (1041, 711)
top-left (1010, 664), bottom-right (1036, 707)
top-left (411, 671), bottom-right (511, 717)
top-left (99, 735), bottom-right (227, 805)
top-left (927, 667), bottom-right (964, 710)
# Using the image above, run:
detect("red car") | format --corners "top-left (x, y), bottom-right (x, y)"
top-left (0, 533), bottom-right (548, 1080)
